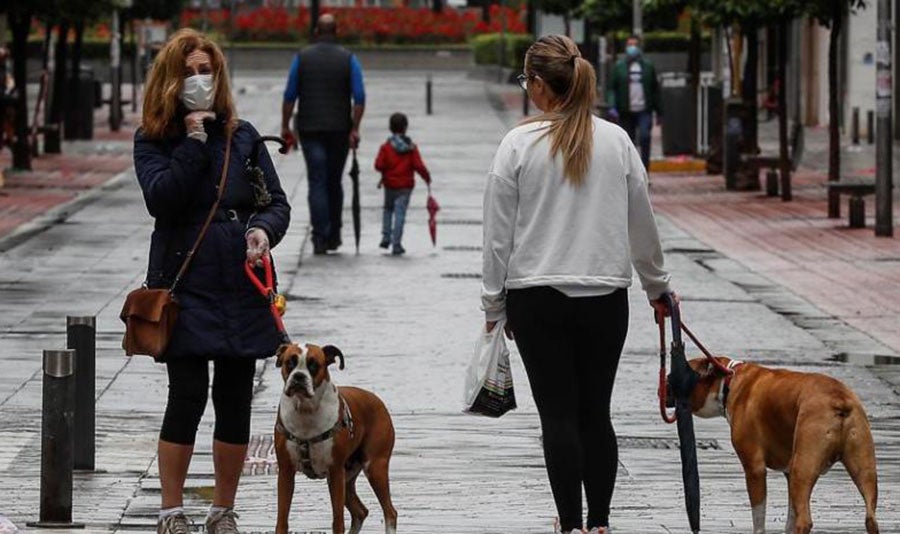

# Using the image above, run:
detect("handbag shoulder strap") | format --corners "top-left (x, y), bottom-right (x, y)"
top-left (169, 128), bottom-right (233, 293)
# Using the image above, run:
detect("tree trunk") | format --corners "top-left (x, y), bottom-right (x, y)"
top-left (777, 20), bottom-right (792, 201)
top-left (45, 20), bottom-right (70, 154)
top-left (688, 16), bottom-right (701, 155)
top-left (743, 22), bottom-right (759, 154)
top-left (65, 19), bottom-right (85, 141)
top-left (827, 4), bottom-right (843, 217)
top-left (10, 10), bottom-right (32, 171)
top-left (32, 19), bottom-right (54, 157)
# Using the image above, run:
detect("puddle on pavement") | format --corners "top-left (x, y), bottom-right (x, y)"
top-left (829, 352), bottom-right (900, 365)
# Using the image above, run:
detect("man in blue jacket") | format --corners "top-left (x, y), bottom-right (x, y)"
top-left (282, 14), bottom-right (366, 255)
top-left (606, 35), bottom-right (661, 170)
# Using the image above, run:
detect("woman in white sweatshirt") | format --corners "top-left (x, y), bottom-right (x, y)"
top-left (482, 35), bottom-right (674, 534)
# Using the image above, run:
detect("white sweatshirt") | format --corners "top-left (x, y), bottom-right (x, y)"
top-left (481, 116), bottom-right (671, 322)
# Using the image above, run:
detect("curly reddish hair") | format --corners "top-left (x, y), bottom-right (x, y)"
top-left (141, 28), bottom-right (237, 139)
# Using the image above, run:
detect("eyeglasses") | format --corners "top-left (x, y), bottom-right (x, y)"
top-left (517, 73), bottom-right (537, 91)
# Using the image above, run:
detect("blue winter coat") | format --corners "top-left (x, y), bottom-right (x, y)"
top-left (133, 118), bottom-right (291, 361)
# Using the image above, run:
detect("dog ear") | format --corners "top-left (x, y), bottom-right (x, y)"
top-left (323, 345), bottom-right (345, 370)
top-left (275, 343), bottom-right (291, 367)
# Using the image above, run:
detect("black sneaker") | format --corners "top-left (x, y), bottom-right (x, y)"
top-left (327, 237), bottom-right (342, 251)
top-left (379, 239), bottom-right (390, 249)
top-left (312, 242), bottom-right (328, 255)
top-left (391, 244), bottom-right (405, 256)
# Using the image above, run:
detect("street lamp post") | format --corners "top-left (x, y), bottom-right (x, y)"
top-left (875, 0), bottom-right (894, 237)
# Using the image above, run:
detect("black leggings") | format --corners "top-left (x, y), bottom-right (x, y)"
top-left (507, 287), bottom-right (629, 531)
top-left (160, 358), bottom-right (256, 446)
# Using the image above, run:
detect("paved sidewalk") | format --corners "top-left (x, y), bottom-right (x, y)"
top-left (0, 110), bottom-right (137, 250)
top-left (0, 72), bottom-right (897, 534)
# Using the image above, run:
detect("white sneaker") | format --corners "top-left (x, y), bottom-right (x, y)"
top-left (553, 518), bottom-right (586, 534)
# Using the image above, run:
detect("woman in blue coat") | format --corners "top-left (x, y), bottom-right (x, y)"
top-left (134, 29), bottom-right (290, 534)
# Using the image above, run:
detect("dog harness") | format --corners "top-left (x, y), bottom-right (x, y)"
top-left (276, 394), bottom-right (355, 479)
top-left (718, 359), bottom-right (744, 422)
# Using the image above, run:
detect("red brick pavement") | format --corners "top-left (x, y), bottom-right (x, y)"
top-left (651, 168), bottom-right (900, 354)
top-left (0, 113), bottom-right (136, 241)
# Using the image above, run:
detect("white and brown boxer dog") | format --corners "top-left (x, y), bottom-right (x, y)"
top-left (681, 356), bottom-right (878, 534)
top-left (274, 342), bottom-right (397, 534)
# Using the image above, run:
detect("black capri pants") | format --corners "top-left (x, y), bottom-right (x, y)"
top-left (507, 286), bottom-right (629, 532)
top-left (160, 357), bottom-right (257, 446)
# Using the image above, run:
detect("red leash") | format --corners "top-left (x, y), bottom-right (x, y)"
top-left (656, 311), bottom-right (733, 424)
top-left (244, 254), bottom-right (288, 341)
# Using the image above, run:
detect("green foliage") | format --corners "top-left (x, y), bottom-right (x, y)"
top-left (471, 33), bottom-right (534, 69)
top-left (683, 0), bottom-right (807, 25)
top-left (581, 0), bottom-right (683, 34)
top-left (579, 0), bottom-right (630, 32)
top-left (804, 0), bottom-right (867, 28)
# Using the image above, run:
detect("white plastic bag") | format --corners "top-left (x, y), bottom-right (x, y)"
top-left (463, 320), bottom-right (516, 417)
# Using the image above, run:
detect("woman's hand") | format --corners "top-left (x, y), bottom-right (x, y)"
top-left (485, 321), bottom-right (514, 340)
top-left (650, 291), bottom-right (679, 320)
top-left (184, 111), bottom-right (216, 141)
top-left (245, 228), bottom-right (270, 266)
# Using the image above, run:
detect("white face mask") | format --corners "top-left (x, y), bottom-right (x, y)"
top-left (181, 74), bottom-right (215, 111)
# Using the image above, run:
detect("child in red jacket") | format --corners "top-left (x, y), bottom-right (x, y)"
top-left (374, 112), bottom-right (431, 255)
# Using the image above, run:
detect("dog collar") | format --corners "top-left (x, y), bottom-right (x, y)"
top-left (277, 394), bottom-right (355, 479)
top-left (719, 360), bottom-right (744, 421)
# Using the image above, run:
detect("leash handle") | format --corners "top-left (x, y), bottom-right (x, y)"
top-left (244, 254), bottom-right (289, 342)
top-left (656, 308), bottom-right (677, 424)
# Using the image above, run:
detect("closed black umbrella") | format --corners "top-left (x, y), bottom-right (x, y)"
top-left (349, 150), bottom-right (361, 254)
top-left (663, 292), bottom-right (701, 533)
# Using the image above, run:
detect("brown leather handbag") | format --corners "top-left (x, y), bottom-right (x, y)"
top-left (120, 131), bottom-right (233, 358)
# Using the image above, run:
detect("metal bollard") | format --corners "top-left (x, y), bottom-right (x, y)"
top-left (867, 110), bottom-right (875, 145)
top-left (426, 76), bottom-right (433, 116)
top-left (766, 169), bottom-right (780, 197)
top-left (27, 350), bottom-right (85, 529)
top-left (723, 117), bottom-right (742, 191)
top-left (67, 316), bottom-right (96, 471)
top-left (849, 196), bottom-right (866, 228)
top-left (852, 107), bottom-right (860, 145)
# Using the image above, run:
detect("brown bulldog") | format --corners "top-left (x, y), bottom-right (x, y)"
top-left (274, 342), bottom-right (397, 534)
top-left (682, 356), bottom-right (879, 534)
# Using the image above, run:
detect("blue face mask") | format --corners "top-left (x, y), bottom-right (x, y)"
top-left (626, 45), bottom-right (640, 58)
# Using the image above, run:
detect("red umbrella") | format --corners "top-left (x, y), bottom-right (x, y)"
top-left (426, 185), bottom-right (440, 246)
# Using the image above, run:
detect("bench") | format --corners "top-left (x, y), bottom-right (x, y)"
top-left (827, 179), bottom-right (876, 228)
top-left (746, 122), bottom-right (805, 197)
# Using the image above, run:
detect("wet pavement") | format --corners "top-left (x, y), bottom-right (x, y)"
top-left (0, 71), bottom-right (898, 533)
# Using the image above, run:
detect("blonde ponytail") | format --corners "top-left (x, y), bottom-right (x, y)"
top-left (522, 35), bottom-right (597, 185)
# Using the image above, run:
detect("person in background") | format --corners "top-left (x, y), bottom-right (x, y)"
top-left (606, 35), bottom-right (661, 170)
top-left (374, 112), bottom-right (431, 256)
top-left (281, 14), bottom-right (366, 255)
top-left (134, 29), bottom-right (290, 534)
top-left (483, 34), bottom-right (675, 533)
